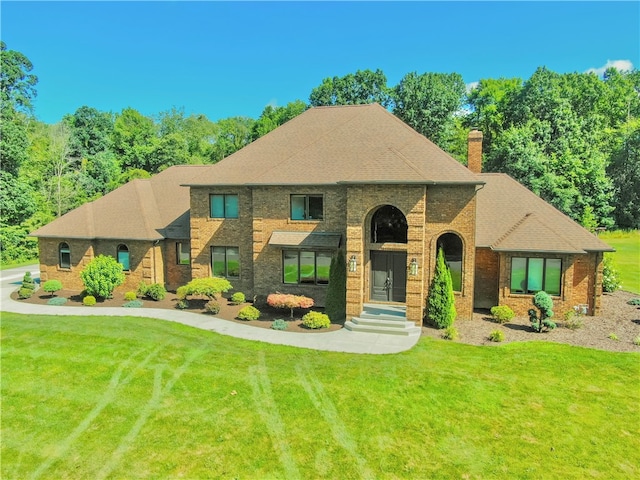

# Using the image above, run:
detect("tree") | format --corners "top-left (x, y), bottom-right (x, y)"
top-left (47, 122), bottom-right (77, 216)
top-left (607, 120), bottom-right (640, 228)
top-left (80, 255), bottom-right (126, 299)
top-left (42, 279), bottom-right (63, 297)
top-left (64, 106), bottom-right (114, 159)
top-left (325, 249), bottom-right (347, 321)
top-left (528, 291), bottom-right (556, 332)
top-left (0, 171), bottom-right (36, 225)
top-left (309, 69), bottom-right (391, 107)
top-left (112, 107), bottom-right (156, 171)
top-left (0, 41), bottom-right (37, 113)
top-left (0, 107), bottom-right (29, 176)
top-left (426, 248), bottom-right (457, 329)
top-left (266, 293), bottom-right (314, 319)
top-left (251, 100), bottom-right (308, 140)
top-left (392, 71), bottom-right (466, 147)
top-left (211, 117), bottom-right (254, 162)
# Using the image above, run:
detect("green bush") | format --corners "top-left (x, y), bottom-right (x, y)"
top-left (325, 249), bottom-right (347, 321)
top-left (633, 336), bottom-right (640, 346)
top-left (490, 305), bottom-right (515, 324)
top-left (181, 277), bottom-right (233, 300)
top-left (302, 311), bottom-right (331, 329)
top-left (442, 326), bottom-right (459, 340)
top-left (237, 305), bottom-right (261, 321)
top-left (176, 286), bottom-right (188, 300)
top-left (230, 292), bottom-right (246, 305)
top-left (175, 299), bottom-right (189, 310)
top-left (124, 291), bottom-right (137, 301)
top-left (607, 332), bottom-right (619, 341)
top-left (271, 319), bottom-right (288, 330)
top-left (627, 298), bottom-right (640, 306)
top-left (602, 255), bottom-right (621, 292)
top-left (528, 291), bottom-right (556, 332)
top-left (80, 255), bottom-right (125, 299)
top-left (47, 297), bottom-right (68, 306)
top-left (488, 329), bottom-right (504, 342)
top-left (138, 282), bottom-right (166, 301)
top-left (563, 310), bottom-right (584, 330)
top-left (42, 279), bottom-right (63, 297)
top-left (21, 271), bottom-right (36, 291)
top-left (17, 287), bottom-right (33, 299)
top-left (205, 300), bottom-right (221, 314)
top-left (83, 295), bottom-right (97, 306)
top-left (123, 300), bottom-right (144, 308)
top-left (426, 248), bottom-right (456, 329)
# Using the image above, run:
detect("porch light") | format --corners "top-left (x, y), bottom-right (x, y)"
top-left (349, 255), bottom-right (357, 273)
top-left (409, 258), bottom-right (419, 276)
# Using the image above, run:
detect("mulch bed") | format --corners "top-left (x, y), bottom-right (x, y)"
top-left (12, 288), bottom-right (640, 352)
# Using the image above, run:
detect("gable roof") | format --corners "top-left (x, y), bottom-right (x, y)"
top-left (31, 165), bottom-right (210, 241)
top-left (185, 103), bottom-right (483, 187)
top-left (476, 173), bottom-right (613, 253)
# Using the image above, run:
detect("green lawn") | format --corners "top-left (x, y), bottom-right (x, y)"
top-left (599, 230), bottom-right (640, 294)
top-left (2, 313), bottom-right (639, 479)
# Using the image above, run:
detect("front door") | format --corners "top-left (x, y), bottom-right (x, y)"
top-left (370, 251), bottom-right (407, 302)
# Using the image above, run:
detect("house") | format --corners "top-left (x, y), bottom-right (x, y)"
top-left (32, 104), bottom-right (613, 326)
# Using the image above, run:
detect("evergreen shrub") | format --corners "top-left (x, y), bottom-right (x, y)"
top-left (237, 305), bottom-right (260, 321)
top-left (528, 291), bottom-right (556, 332)
top-left (426, 248), bottom-right (457, 329)
top-left (18, 287), bottom-right (33, 299)
top-left (123, 300), bottom-right (144, 308)
top-left (124, 291), bottom-right (137, 301)
top-left (205, 300), bottom-right (221, 314)
top-left (325, 250), bottom-right (347, 322)
top-left (83, 295), bottom-right (97, 306)
top-left (47, 297), bottom-right (68, 306)
top-left (301, 311), bottom-right (330, 329)
top-left (42, 279), bottom-right (63, 297)
top-left (271, 319), bottom-right (288, 330)
top-left (490, 305), bottom-right (515, 324)
top-left (488, 329), bottom-right (504, 342)
top-left (230, 292), bottom-right (246, 305)
top-left (80, 255), bottom-right (125, 299)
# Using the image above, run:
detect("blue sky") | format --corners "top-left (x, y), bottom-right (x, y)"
top-left (2, 1), bottom-right (638, 124)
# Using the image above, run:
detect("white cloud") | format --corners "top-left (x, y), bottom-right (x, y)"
top-left (586, 59), bottom-right (634, 77)
top-left (465, 81), bottom-right (479, 93)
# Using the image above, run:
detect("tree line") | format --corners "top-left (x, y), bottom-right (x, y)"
top-left (1, 42), bottom-right (638, 263)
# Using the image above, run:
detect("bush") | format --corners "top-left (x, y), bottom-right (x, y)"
top-left (633, 336), bottom-right (640, 346)
top-left (175, 299), bottom-right (189, 310)
top-left (271, 319), bottom-right (288, 331)
top-left (21, 271), bottom-right (36, 291)
top-left (490, 305), bottom-right (515, 324)
top-left (302, 311), bottom-right (330, 329)
top-left (230, 292), bottom-right (246, 305)
top-left (528, 291), bottom-right (556, 332)
top-left (124, 291), bottom-right (137, 301)
top-left (123, 300), bottom-right (144, 308)
top-left (607, 332), bottom-right (619, 341)
top-left (325, 250), bottom-right (347, 321)
top-left (205, 300), bottom-right (221, 314)
top-left (83, 295), bottom-right (97, 306)
top-left (426, 248), bottom-right (456, 329)
top-left (627, 298), bottom-right (640, 306)
top-left (176, 286), bottom-right (188, 300)
top-left (18, 287), bottom-right (33, 299)
top-left (488, 329), bottom-right (504, 342)
top-left (442, 326), bottom-right (459, 340)
top-left (47, 297), bottom-right (68, 306)
top-left (80, 255), bottom-right (125, 299)
top-left (138, 282), bottom-right (167, 301)
top-left (266, 293), bottom-right (314, 318)
top-left (563, 310), bottom-right (584, 330)
top-left (602, 255), bottom-right (621, 292)
top-left (181, 277), bottom-right (233, 300)
top-left (237, 305), bottom-right (261, 321)
top-left (42, 279), bottom-right (63, 297)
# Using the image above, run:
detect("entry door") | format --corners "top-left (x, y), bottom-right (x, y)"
top-left (370, 251), bottom-right (407, 302)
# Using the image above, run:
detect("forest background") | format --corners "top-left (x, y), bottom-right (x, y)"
top-left (1, 41), bottom-right (639, 264)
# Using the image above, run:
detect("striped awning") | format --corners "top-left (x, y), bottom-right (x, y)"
top-left (268, 231), bottom-right (342, 249)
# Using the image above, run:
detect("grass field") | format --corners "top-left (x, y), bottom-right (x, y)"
top-left (600, 230), bottom-right (640, 294)
top-left (2, 312), bottom-right (639, 479)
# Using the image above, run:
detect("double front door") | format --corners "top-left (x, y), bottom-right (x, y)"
top-left (370, 251), bottom-right (407, 303)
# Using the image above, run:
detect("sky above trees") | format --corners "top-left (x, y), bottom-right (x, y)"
top-left (2, 1), bottom-right (638, 124)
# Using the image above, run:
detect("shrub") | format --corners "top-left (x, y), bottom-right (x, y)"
top-left (426, 248), bottom-right (456, 329)
top-left (83, 295), bottom-right (97, 306)
top-left (175, 299), bottom-right (189, 310)
top-left (47, 297), bottom-right (68, 306)
top-left (124, 291), bottom-right (137, 301)
top-left (230, 292), bottom-right (246, 305)
top-left (123, 300), bottom-right (144, 308)
top-left (607, 332), bottom-right (619, 341)
top-left (442, 326), bottom-right (459, 340)
top-left (602, 255), bottom-right (621, 293)
top-left (633, 336), bottom-right (640, 346)
top-left (271, 319), bottom-right (288, 331)
top-left (528, 291), bottom-right (556, 332)
top-left (563, 310), bottom-right (584, 330)
top-left (21, 271), bottom-right (36, 291)
top-left (205, 300), bottom-right (221, 314)
top-left (80, 255), bottom-right (125, 299)
top-left (627, 298), bottom-right (640, 306)
top-left (176, 286), bottom-right (188, 300)
top-left (325, 249), bottom-right (347, 322)
top-left (267, 293), bottom-right (314, 318)
top-left (490, 305), bottom-right (515, 324)
top-left (181, 277), bottom-right (232, 300)
top-left (138, 282), bottom-right (166, 301)
top-left (237, 305), bottom-right (261, 321)
top-left (42, 279), bottom-right (63, 297)
top-left (302, 311), bottom-right (330, 329)
top-left (488, 329), bottom-right (504, 342)
top-left (18, 287), bottom-right (33, 299)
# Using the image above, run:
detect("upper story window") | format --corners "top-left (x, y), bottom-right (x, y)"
top-left (511, 257), bottom-right (561, 296)
top-left (177, 242), bottom-right (190, 265)
top-left (117, 244), bottom-right (130, 271)
top-left (59, 242), bottom-right (71, 269)
top-left (291, 194), bottom-right (323, 220)
top-left (210, 194), bottom-right (239, 218)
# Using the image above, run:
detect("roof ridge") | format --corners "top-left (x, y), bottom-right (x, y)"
top-left (133, 179), bottom-right (160, 239)
top-left (492, 212), bottom-right (533, 249)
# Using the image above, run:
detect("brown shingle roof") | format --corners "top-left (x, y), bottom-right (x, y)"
top-left (31, 165), bottom-right (211, 240)
top-left (185, 104), bottom-right (483, 187)
top-left (476, 173), bottom-right (613, 253)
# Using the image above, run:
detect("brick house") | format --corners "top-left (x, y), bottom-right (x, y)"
top-left (32, 104), bottom-right (612, 326)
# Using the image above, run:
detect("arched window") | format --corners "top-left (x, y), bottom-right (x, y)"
top-left (437, 233), bottom-right (463, 292)
top-left (371, 205), bottom-right (408, 244)
top-left (59, 242), bottom-right (71, 269)
top-left (117, 244), bottom-right (130, 271)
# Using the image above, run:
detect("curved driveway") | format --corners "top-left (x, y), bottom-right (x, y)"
top-left (0, 265), bottom-right (419, 354)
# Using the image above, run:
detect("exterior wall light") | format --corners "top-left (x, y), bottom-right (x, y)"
top-left (409, 258), bottom-right (419, 276)
top-left (349, 255), bottom-right (357, 273)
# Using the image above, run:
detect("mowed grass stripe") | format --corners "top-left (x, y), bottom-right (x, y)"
top-left (600, 230), bottom-right (640, 294)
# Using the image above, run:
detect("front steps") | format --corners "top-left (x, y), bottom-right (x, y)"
top-left (344, 303), bottom-right (421, 336)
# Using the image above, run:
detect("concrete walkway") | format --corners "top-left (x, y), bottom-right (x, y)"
top-left (0, 265), bottom-right (420, 354)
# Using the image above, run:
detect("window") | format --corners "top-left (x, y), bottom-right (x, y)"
top-left (59, 242), bottom-right (71, 269)
top-left (290, 194), bottom-right (323, 220)
top-left (371, 205), bottom-right (407, 243)
top-left (117, 244), bottom-right (130, 271)
top-left (283, 250), bottom-right (331, 285)
top-left (177, 242), bottom-right (190, 265)
top-left (437, 233), bottom-right (463, 292)
top-left (510, 257), bottom-right (562, 295)
top-left (210, 194), bottom-right (239, 218)
top-left (212, 246), bottom-right (240, 278)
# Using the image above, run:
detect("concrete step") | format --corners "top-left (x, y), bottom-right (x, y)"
top-left (351, 316), bottom-right (409, 328)
top-left (344, 319), bottom-right (421, 336)
top-left (362, 303), bottom-right (407, 319)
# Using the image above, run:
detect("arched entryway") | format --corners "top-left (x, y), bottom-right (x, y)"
top-left (369, 205), bottom-right (408, 302)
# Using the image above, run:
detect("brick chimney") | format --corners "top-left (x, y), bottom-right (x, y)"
top-left (467, 129), bottom-right (483, 174)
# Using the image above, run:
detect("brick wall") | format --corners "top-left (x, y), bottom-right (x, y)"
top-left (474, 247), bottom-right (499, 309)
top-left (164, 239), bottom-right (192, 291)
